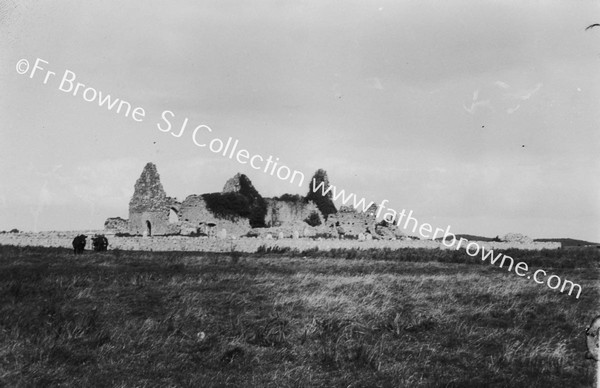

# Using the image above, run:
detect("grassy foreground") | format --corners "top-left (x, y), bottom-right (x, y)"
top-left (0, 245), bottom-right (598, 387)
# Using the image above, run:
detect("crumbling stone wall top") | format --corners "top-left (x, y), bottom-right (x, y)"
top-left (222, 173), bottom-right (243, 193)
top-left (338, 206), bottom-right (356, 213)
top-left (104, 217), bottom-right (129, 232)
top-left (129, 162), bottom-right (172, 212)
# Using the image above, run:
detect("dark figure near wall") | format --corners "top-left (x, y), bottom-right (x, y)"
top-left (72, 234), bottom-right (87, 254)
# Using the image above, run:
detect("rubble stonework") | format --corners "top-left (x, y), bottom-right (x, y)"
top-left (0, 231), bottom-right (563, 252)
top-left (179, 194), bottom-right (251, 237)
top-left (325, 205), bottom-right (405, 240)
top-left (325, 205), bottom-right (380, 239)
top-left (104, 217), bottom-right (129, 233)
top-left (264, 198), bottom-right (323, 227)
top-left (127, 162), bottom-right (181, 236)
top-left (222, 173), bottom-right (244, 193)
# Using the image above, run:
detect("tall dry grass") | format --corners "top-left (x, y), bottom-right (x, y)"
top-left (0, 245), bottom-right (597, 387)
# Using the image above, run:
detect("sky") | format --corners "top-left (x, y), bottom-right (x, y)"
top-left (1, 0), bottom-right (599, 241)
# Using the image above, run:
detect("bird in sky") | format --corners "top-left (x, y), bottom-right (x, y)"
top-left (585, 24), bottom-right (600, 31)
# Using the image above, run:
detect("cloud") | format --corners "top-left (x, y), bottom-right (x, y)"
top-left (464, 82), bottom-right (542, 116)
top-left (29, 181), bottom-right (54, 232)
top-left (428, 166), bottom-right (447, 174)
top-left (501, 82), bottom-right (543, 114)
top-left (463, 98), bottom-right (492, 115)
top-left (21, 158), bottom-right (142, 210)
top-left (28, 163), bottom-right (63, 178)
top-left (510, 82), bottom-right (543, 101)
top-left (463, 89), bottom-right (494, 115)
top-left (495, 80), bottom-right (510, 89)
top-left (366, 77), bottom-right (384, 90)
top-left (70, 158), bottom-right (142, 205)
top-left (506, 105), bottom-right (521, 114)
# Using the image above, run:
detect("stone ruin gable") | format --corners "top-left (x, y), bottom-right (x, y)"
top-left (222, 172), bottom-right (263, 198)
top-left (220, 172), bottom-right (269, 228)
top-left (128, 162), bottom-right (181, 236)
top-left (222, 173), bottom-right (243, 193)
top-left (179, 194), bottom-right (251, 237)
top-left (264, 198), bottom-right (324, 228)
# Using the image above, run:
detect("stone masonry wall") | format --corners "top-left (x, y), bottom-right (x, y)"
top-left (179, 195), bottom-right (251, 237)
top-left (128, 162), bottom-right (181, 235)
top-left (0, 231), bottom-right (562, 253)
top-left (326, 205), bottom-right (379, 237)
top-left (264, 198), bottom-right (323, 227)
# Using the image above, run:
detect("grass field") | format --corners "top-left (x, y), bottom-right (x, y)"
top-left (0, 245), bottom-right (598, 387)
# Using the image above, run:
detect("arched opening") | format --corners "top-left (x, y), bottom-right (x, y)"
top-left (169, 208), bottom-right (179, 224)
top-left (206, 223), bottom-right (216, 237)
top-left (146, 220), bottom-right (152, 236)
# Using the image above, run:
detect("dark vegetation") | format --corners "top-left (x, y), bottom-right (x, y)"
top-left (455, 234), bottom-right (502, 242)
top-left (250, 246), bottom-right (600, 268)
top-left (202, 175), bottom-right (267, 228)
top-left (202, 192), bottom-right (253, 222)
top-left (435, 235), bottom-right (600, 247)
top-left (115, 232), bottom-right (212, 238)
top-left (237, 174), bottom-right (267, 228)
top-left (0, 245), bottom-right (597, 387)
top-left (242, 230), bottom-right (261, 238)
top-left (535, 238), bottom-right (600, 247)
top-left (304, 211), bottom-right (322, 227)
top-left (305, 169), bottom-right (337, 219)
top-left (376, 220), bottom-right (389, 228)
top-left (434, 234), bottom-right (502, 242)
top-left (273, 194), bottom-right (304, 203)
top-left (196, 170), bottom-right (339, 229)
top-left (0, 229), bottom-right (20, 234)
top-left (115, 232), bottom-right (136, 237)
top-left (187, 230), bottom-right (208, 237)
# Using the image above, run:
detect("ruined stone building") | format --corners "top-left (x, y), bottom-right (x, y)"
top-left (126, 163), bottom-right (181, 236)
top-left (105, 162), bottom-right (400, 239)
top-left (326, 205), bottom-right (378, 236)
top-left (325, 205), bottom-right (404, 239)
top-left (264, 197), bottom-right (323, 228)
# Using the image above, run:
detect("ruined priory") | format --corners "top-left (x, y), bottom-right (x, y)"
top-left (104, 162), bottom-right (404, 240)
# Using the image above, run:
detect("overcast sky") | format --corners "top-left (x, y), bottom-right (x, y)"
top-left (1, 0), bottom-right (599, 241)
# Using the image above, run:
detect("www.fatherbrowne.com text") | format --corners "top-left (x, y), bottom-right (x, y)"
top-left (310, 178), bottom-right (582, 299)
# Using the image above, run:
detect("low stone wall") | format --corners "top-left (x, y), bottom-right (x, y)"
top-left (469, 241), bottom-right (561, 251)
top-left (0, 231), bottom-right (561, 253)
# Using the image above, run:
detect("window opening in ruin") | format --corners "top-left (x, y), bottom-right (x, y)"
top-left (169, 208), bottom-right (179, 224)
top-left (146, 220), bottom-right (152, 236)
